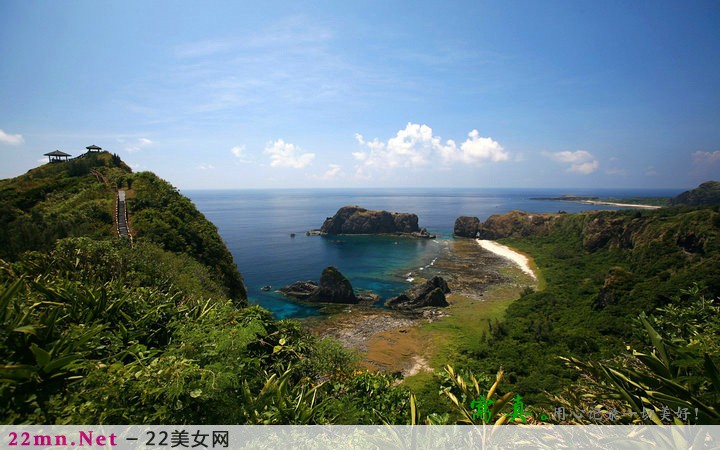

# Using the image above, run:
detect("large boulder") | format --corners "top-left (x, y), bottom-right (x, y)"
top-left (310, 266), bottom-right (358, 303)
top-left (386, 276), bottom-right (450, 310)
top-left (320, 206), bottom-right (420, 235)
top-left (279, 266), bottom-right (358, 304)
top-left (454, 216), bottom-right (480, 238)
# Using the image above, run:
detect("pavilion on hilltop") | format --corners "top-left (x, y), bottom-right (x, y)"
top-left (44, 150), bottom-right (72, 163)
top-left (86, 144), bottom-right (102, 153)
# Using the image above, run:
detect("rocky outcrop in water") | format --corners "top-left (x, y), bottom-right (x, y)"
top-left (319, 206), bottom-right (421, 235)
top-left (279, 266), bottom-right (358, 304)
top-left (314, 266), bottom-right (358, 303)
top-left (386, 276), bottom-right (450, 310)
top-left (454, 216), bottom-right (481, 238)
top-left (279, 281), bottom-right (319, 300)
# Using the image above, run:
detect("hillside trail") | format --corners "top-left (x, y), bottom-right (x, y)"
top-left (116, 190), bottom-right (133, 242)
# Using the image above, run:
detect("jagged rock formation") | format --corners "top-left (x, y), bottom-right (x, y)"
top-left (386, 276), bottom-right (450, 310)
top-left (278, 280), bottom-right (319, 300)
top-left (454, 216), bottom-right (481, 238)
top-left (313, 266), bottom-right (358, 303)
top-left (319, 206), bottom-right (420, 235)
top-left (280, 266), bottom-right (358, 304)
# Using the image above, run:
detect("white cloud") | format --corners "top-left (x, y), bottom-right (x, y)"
top-left (548, 150), bottom-right (594, 164)
top-left (443, 129), bottom-right (509, 164)
top-left (312, 164), bottom-right (344, 180)
top-left (354, 166), bottom-right (372, 180)
top-left (545, 150), bottom-right (599, 174)
top-left (0, 129), bottom-right (24, 145)
top-left (230, 145), bottom-right (251, 163)
top-left (323, 164), bottom-right (342, 179)
top-left (693, 150), bottom-right (720, 165)
top-left (353, 123), bottom-right (507, 177)
top-left (265, 139), bottom-right (315, 169)
top-left (605, 167), bottom-right (627, 176)
top-left (352, 151), bottom-right (367, 161)
top-left (197, 163), bottom-right (215, 170)
top-left (121, 137), bottom-right (153, 153)
top-left (569, 160), bottom-right (599, 174)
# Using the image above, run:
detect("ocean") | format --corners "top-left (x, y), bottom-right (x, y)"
top-left (185, 188), bottom-right (680, 319)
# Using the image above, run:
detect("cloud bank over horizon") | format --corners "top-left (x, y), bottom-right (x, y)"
top-left (352, 123), bottom-right (509, 179)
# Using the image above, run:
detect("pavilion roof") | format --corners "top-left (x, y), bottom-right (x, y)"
top-left (86, 144), bottom-right (102, 150)
top-left (44, 150), bottom-right (72, 157)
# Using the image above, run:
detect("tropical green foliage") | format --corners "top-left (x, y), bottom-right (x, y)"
top-left (671, 180), bottom-right (720, 206)
top-left (1, 254), bottom-right (412, 424)
top-left (459, 206), bottom-right (720, 407)
top-left (0, 153), bottom-right (123, 260)
top-left (128, 171), bottom-right (247, 303)
top-left (2, 155), bottom-right (719, 425)
top-left (558, 286), bottom-right (720, 424)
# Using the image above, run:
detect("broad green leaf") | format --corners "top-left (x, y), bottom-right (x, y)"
top-left (30, 344), bottom-right (51, 367)
top-left (640, 313), bottom-right (669, 370)
top-left (12, 325), bottom-right (37, 336)
top-left (0, 278), bottom-right (24, 323)
top-left (42, 355), bottom-right (79, 374)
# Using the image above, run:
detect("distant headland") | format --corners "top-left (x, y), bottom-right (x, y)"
top-left (529, 194), bottom-right (663, 209)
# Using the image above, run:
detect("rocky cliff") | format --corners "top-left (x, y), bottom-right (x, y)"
top-left (455, 210), bottom-right (560, 240)
top-left (319, 206), bottom-right (423, 235)
top-left (457, 205), bottom-right (720, 257)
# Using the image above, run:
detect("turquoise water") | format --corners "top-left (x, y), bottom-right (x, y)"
top-left (186, 188), bottom-right (679, 318)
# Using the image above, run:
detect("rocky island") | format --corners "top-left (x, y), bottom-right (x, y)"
top-left (311, 205), bottom-right (435, 238)
top-left (280, 266), bottom-right (359, 304)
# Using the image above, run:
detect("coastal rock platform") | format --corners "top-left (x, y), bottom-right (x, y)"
top-left (302, 238), bottom-right (532, 377)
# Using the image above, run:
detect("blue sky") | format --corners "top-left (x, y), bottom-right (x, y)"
top-left (1, 1), bottom-right (719, 189)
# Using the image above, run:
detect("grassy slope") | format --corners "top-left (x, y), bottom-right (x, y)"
top-left (0, 153), bottom-right (123, 259)
top-left (0, 153), bottom-right (246, 303)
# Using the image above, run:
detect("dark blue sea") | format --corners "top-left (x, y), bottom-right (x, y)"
top-left (185, 188), bottom-right (680, 319)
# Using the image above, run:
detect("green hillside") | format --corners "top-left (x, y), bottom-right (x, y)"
top-left (0, 155), bottom-right (412, 425)
top-left (1, 156), bottom-right (717, 424)
top-left (0, 152), bottom-right (125, 259)
top-left (672, 180), bottom-right (720, 206)
top-left (461, 205), bottom-right (720, 422)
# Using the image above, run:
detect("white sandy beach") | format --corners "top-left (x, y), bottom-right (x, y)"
top-left (476, 239), bottom-right (537, 280)
top-left (577, 200), bottom-right (661, 209)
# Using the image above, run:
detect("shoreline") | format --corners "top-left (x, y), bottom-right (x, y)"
top-left (475, 239), bottom-right (537, 280)
top-left (303, 238), bottom-right (533, 377)
top-left (574, 199), bottom-right (661, 209)
top-left (530, 197), bottom-right (663, 209)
